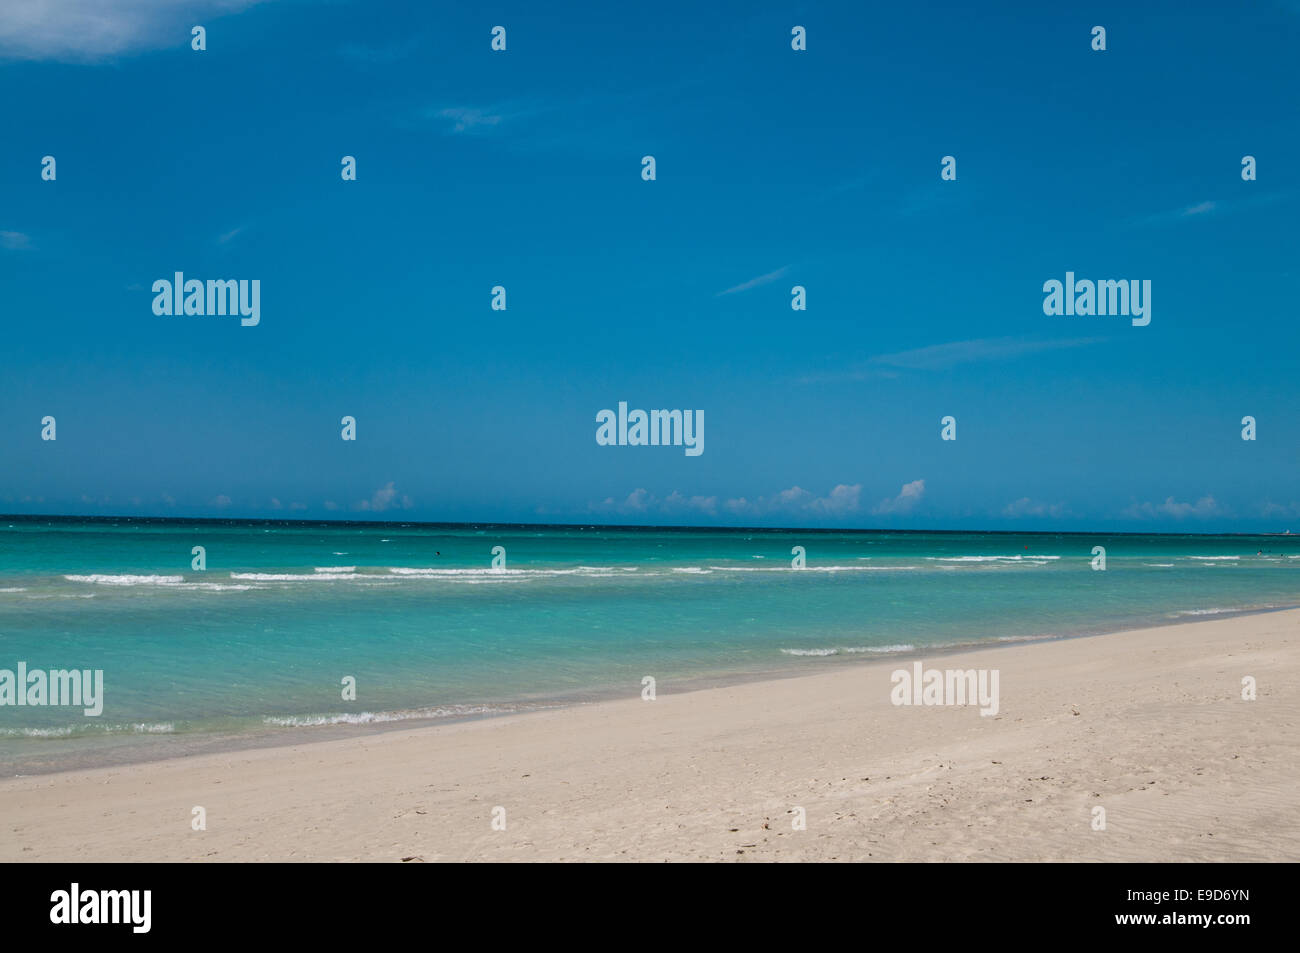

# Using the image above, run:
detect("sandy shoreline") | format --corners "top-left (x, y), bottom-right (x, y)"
top-left (3, 608), bottom-right (1297, 862)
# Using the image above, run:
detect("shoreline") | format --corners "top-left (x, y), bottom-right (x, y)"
top-left (3, 600), bottom-right (1297, 779)
top-left (3, 607), bottom-right (1297, 861)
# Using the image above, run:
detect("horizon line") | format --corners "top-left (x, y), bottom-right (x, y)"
top-left (1, 513), bottom-right (1294, 538)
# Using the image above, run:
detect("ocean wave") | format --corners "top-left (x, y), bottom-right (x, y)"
top-left (0, 726), bottom-right (75, 738)
top-left (927, 555), bottom-right (1061, 562)
top-left (263, 704), bottom-right (522, 727)
top-left (1167, 606), bottom-right (1279, 617)
top-left (712, 565), bottom-right (920, 572)
top-left (65, 574), bottom-right (184, 586)
top-left (386, 567), bottom-right (610, 578)
top-left (315, 566), bottom-right (356, 573)
top-left (1144, 563), bottom-right (1175, 567)
top-left (105, 723), bottom-right (176, 734)
top-left (1188, 556), bottom-right (1240, 561)
top-left (781, 644), bottom-right (915, 657)
top-left (230, 572), bottom-right (362, 581)
top-left (0, 587), bottom-right (28, 592)
top-left (0, 722), bottom-right (175, 738)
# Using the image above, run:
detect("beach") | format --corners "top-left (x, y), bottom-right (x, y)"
top-left (3, 607), bottom-right (1296, 862)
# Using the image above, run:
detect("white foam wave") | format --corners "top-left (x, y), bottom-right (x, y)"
top-left (263, 704), bottom-right (519, 727)
top-left (64, 574), bottom-right (184, 586)
top-left (927, 555), bottom-right (1061, 563)
top-left (230, 572), bottom-right (361, 581)
top-left (106, 722), bottom-right (176, 734)
top-left (0, 726), bottom-right (74, 738)
top-left (712, 565), bottom-right (920, 573)
top-left (781, 644), bottom-right (915, 657)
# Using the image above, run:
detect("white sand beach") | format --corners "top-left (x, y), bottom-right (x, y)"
top-left (2, 609), bottom-right (1297, 862)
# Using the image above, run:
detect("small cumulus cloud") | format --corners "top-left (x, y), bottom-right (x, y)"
top-left (1121, 495), bottom-right (1224, 520)
top-left (592, 488), bottom-right (711, 516)
top-left (355, 482), bottom-right (413, 513)
top-left (591, 483), bottom-right (860, 519)
top-left (873, 479), bottom-right (925, 515)
top-left (1002, 497), bottom-right (1066, 519)
top-left (730, 484), bottom-right (862, 517)
top-left (1260, 501), bottom-right (1300, 519)
top-left (211, 494), bottom-right (232, 508)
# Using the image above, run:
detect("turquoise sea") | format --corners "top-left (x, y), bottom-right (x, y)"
top-left (2, 517), bottom-right (1298, 774)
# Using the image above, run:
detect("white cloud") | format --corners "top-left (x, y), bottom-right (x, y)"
top-left (662, 490), bottom-right (718, 516)
top-left (799, 337), bottom-right (1103, 383)
top-left (874, 337), bottom-right (1102, 371)
top-left (211, 494), bottom-right (231, 507)
top-left (1131, 190), bottom-right (1297, 228)
top-left (1260, 501), bottom-right (1300, 519)
top-left (1121, 495), bottom-right (1224, 520)
top-left (1002, 497), bottom-right (1066, 519)
top-left (355, 481), bottom-right (412, 513)
top-left (1, 230), bottom-right (32, 250)
top-left (434, 106), bottom-right (505, 133)
top-left (872, 479), bottom-right (925, 515)
top-left (592, 483), bottom-right (859, 519)
top-left (0, 1), bottom-right (270, 62)
top-left (808, 483), bottom-right (861, 516)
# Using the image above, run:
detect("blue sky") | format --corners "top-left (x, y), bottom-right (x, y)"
top-left (2, 0), bottom-right (1298, 530)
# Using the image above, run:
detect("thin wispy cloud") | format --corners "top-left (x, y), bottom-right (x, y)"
top-left (433, 106), bottom-right (506, 134)
top-left (716, 266), bottom-right (789, 297)
top-left (217, 226), bottom-right (243, 244)
top-left (874, 337), bottom-right (1105, 371)
top-left (1, 230), bottom-right (32, 250)
top-left (800, 336), bottom-right (1103, 383)
top-left (340, 38), bottom-right (419, 66)
top-left (1131, 190), bottom-right (1297, 227)
top-left (0, 0), bottom-right (270, 62)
